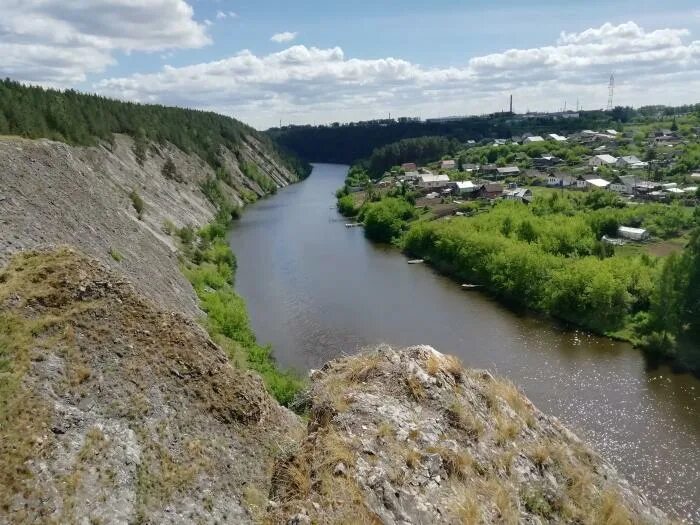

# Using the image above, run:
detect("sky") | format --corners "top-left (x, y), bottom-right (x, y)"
top-left (2, 0), bottom-right (700, 129)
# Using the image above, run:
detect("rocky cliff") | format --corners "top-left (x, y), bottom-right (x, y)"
top-left (0, 133), bottom-right (300, 318)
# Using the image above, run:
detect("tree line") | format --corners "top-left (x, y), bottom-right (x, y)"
top-left (0, 78), bottom-right (309, 176)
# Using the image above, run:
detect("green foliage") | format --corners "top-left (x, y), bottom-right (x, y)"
top-left (363, 198), bottom-right (416, 243)
top-left (366, 136), bottom-right (459, 177)
top-left (242, 162), bottom-right (277, 193)
top-left (402, 200), bottom-right (660, 333)
top-left (108, 248), bottom-right (124, 262)
top-left (0, 78), bottom-right (309, 177)
top-left (129, 190), bottom-right (145, 220)
top-left (180, 207), bottom-right (303, 406)
top-left (642, 230), bottom-right (700, 373)
top-left (337, 195), bottom-right (358, 217)
top-left (161, 157), bottom-right (179, 181)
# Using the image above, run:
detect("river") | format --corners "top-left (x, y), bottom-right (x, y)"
top-left (229, 163), bottom-right (699, 521)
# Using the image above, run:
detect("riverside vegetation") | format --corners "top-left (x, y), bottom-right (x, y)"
top-left (338, 176), bottom-right (700, 375)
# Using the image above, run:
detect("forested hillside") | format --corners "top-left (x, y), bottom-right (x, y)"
top-left (0, 79), bottom-right (309, 176)
top-left (269, 105), bottom-right (700, 166)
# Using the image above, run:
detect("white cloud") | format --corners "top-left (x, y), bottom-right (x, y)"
top-left (93, 22), bottom-right (700, 128)
top-left (270, 31), bottom-right (298, 43)
top-left (215, 10), bottom-right (237, 20)
top-left (0, 0), bottom-right (210, 85)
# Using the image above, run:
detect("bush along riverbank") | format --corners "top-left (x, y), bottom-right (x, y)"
top-left (338, 179), bottom-right (700, 375)
top-left (178, 203), bottom-right (304, 406)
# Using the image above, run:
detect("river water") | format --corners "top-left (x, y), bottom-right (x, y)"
top-left (229, 163), bottom-right (699, 521)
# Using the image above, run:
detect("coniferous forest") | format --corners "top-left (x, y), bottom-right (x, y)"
top-left (0, 79), bottom-right (309, 175)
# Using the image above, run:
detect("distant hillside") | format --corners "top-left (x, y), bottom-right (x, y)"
top-left (0, 79), bottom-right (309, 177)
top-left (268, 104), bottom-right (699, 165)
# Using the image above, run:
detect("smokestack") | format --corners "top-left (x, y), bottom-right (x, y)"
top-left (509, 94), bottom-right (513, 114)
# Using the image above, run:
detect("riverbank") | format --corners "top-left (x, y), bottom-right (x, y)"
top-left (337, 181), bottom-right (700, 377)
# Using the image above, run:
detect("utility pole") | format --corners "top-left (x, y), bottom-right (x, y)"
top-left (606, 73), bottom-right (615, 111)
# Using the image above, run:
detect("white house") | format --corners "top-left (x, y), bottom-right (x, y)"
top-left (547, 174), bottom-right (576, 187)
top-left (418, 174), bottom-right (450, 189)
top-left (589, 154), bottom-right (617, 167)
top-left (618, 226), bottom-right (649, 241)
top-left (450, 181), bottom-right (479, 196)
top-left (586, 178), bottom-right (611, 189)
top-left (523, 136), bottom-right (544, 144)
top-left (547, 133), bottom-right (567, 142)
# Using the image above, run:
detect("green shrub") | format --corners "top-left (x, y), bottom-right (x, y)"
top-left (363, 198), bottom-right (416, 243)
top-left (337, 195), bottom-right (358, 217)
top-left (129, 190), bottom-right (145, 220)
top-left (108, 248), bottom-right (123, 262)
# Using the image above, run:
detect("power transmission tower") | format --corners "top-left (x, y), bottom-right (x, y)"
top-left (606, 73), bottom-right (615, 111)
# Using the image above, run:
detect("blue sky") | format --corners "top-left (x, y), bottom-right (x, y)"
top-left (2, 0), bottom-right (700, 128)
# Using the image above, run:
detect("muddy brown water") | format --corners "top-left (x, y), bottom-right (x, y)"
top-left (229, 163), bottom-right (699, 521)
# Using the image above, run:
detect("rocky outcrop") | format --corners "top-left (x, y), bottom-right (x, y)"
top-left (268, 346), bottom-right (668, 524)
top-left (0, 249), bottom-right (303, 524)
top-left (0, 134), bottom-right (300, 319)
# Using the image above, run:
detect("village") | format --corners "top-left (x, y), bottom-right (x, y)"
top-left (350, 124), bottom-right (700, 243)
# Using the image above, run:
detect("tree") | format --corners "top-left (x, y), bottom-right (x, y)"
top-left (161, 157), bottom-right (178, 181)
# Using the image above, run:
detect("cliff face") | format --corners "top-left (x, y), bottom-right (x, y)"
top-left (0, 249), bottom-right (303, 524)
top-left (0, 134), bottom-right (300, 318)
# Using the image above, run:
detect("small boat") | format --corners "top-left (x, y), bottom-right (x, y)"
top-left (461, 283), bottom-right (482, 289)
top-left (407, 259), bottom-right (425, 264)
top-left (345, 223), bottom-right (361, 228)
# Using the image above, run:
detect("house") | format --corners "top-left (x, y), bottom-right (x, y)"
top-left (589, 154), bottom-right (617, 167)
top-left (440, 159), bottom-right (456, 170)
top-left (402, 171), bottom-right (420, 183)
top-left (479, 164), bottom-right (498, 175)
top-left (401, 162), bottom-right (417, 172)
top-left (449, 181), bottom-right (479, 196)
top-left (586, 178), bottom-right (611, 189)
top-left (493, 138), bottom-right (508, 146)
top-left (523, 136), bottom-right (544, 144)
top-left (496, 166), bottom-right (521, 178)
top-left (618, 226), bottom-right (649, 241)
top-left (665, 187), bottom-right (685, 196)
top-left (503, 188), bottom-right (533, 203)
top-left (683, 186), bottom-right (698, 193)
top-left (547, 133), bottom-right (567, 142)
top-left (533, 156), bottom-right (562, 169)
top-left (691, 173), bottom-right (700, 180)
top-left (610, 176), bottom-right (631, 193)
top-left (616, 156), bottom-right (642, 168)
top-left (606, 129), bottom-right (619, 136)
top-left (418, 174), bottom-right (450, 189)
top-left (548, 173), bottom-right (576, 187)
top-left (478, 183), bottom-right (504, 199)
top-left (576, 175), bottom-right (610, 189)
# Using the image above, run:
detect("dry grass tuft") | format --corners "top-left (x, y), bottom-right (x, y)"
top-left (343, 353), bottom-right (383, 384)
top-left (405, 374), bottom-right (426, 401)
top-left (495, 414), bottom-right (521, 446)
top-left (446, 400), bottom-right (484, 439)
top-left (431, 446), bottom-right (473, 481)
top-left (425, 353), bottom-right (441, 376)
top-left (451, 487), bottom-right (481, 524)
top-left (593, 489), bottom-right (633, 525)
top-left (376, 421), bottom-right (395, 440)
top-left (405, 449), bottom-right (423, 470)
